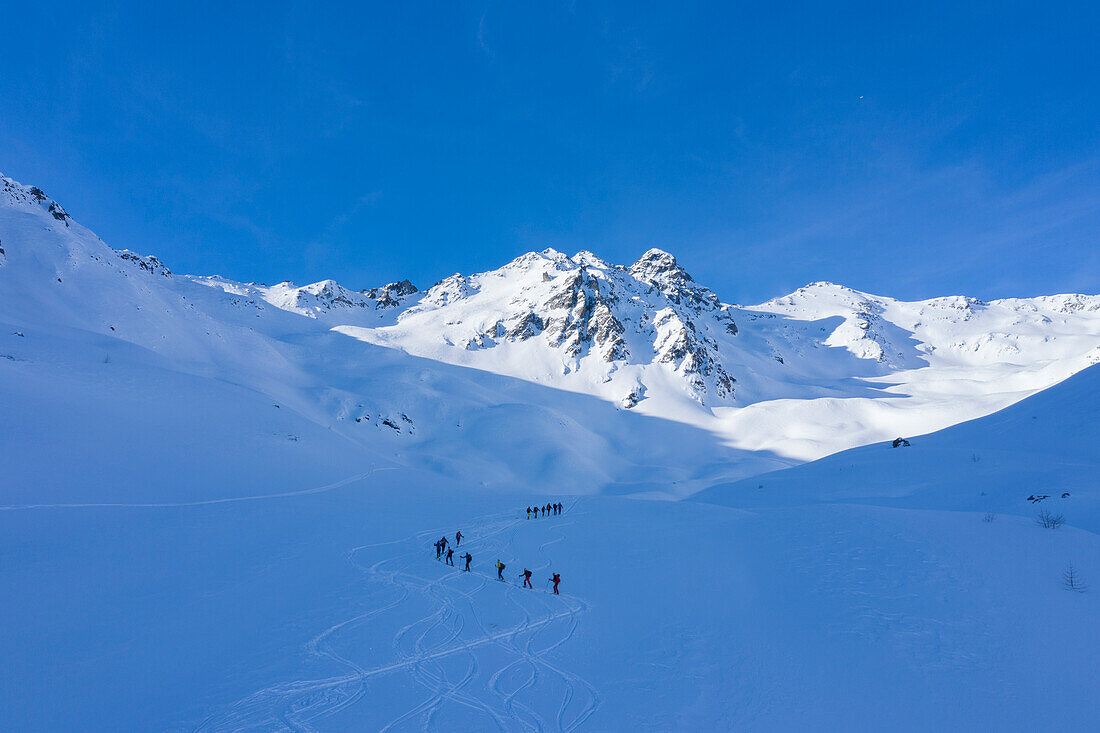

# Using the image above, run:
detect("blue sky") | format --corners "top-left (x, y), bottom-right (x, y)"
top-left (2, 1), bottom-right (1097, 303)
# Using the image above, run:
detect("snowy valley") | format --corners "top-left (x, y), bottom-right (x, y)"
top-left (2, 175), bottom-right (1099, 731)
top-left (196, 226), bottom-right (1100, 473)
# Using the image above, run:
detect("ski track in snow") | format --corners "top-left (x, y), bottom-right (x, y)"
top-left (194, 499), bottom-right (598, 732)
top-left (0, 469), bottom-right (395, 511)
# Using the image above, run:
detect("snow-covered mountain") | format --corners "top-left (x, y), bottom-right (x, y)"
top-left (332, 248), bottom-right (1100, 412)
top-left (191, 275), bottom-right (418, 320)
top-left (5, 173), bottom-right (1100, 731)
top-left (199, 231), bottom-right (1100, 464)
top-left (329, 248), bottom-right (740, 408)
top-left (0, 174), bottom-right (778, 500)
top-left (5, 172), bottom-right (1100, 481)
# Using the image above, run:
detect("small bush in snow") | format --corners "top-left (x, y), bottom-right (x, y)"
top-left (1063, 564), bottom-right (1087, 593)
top-left (1035, 509), bottom-right (1065, 529)
top-left (982, 512), bottom-right (996, 523)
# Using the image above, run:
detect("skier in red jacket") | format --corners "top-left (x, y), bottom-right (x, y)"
top-left (550, 573), bottom-right (560, 594)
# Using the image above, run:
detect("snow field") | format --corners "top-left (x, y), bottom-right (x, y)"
top-left (3, 432), bottom-right (1098, 730)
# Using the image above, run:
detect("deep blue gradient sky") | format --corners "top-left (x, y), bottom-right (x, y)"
top-left (2, 2), bottom-right (1097, 303)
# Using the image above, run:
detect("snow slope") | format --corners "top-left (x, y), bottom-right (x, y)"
top-left (0, 174), bottom-right (788, 500)
top-left (694, 363), bottom-right (1100, 530)
top-left (2, 174), bottom-right (1099, 731)
top-left (4, 411), bottom-right (1098, 730)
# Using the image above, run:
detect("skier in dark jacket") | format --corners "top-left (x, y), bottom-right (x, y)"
top-left (496, 560), bottom-right (506, 581)
top-left (521, 568), bottom-right (533, 588)
top-left (462, 552), bottom-right (472, 571)
top-left (550, 573), bottom-right (560, 594)
top-left (526, 506), bottom-right (532, 519)
top-left (455, 531), bottom-right (463, 546)
top-left (435, 540), bottom-right (442, 560)
top-left (446, 547), bottom-right (454, 566)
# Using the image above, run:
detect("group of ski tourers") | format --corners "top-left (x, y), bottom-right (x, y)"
top-left (527, 502), bottom-right (562, 519)
top-left (434, 531), bottom-right (471, 571)
top-left (431, 506), bottom-right (564, 595)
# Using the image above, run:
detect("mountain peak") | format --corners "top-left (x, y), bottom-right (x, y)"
top-left (1, 174), bottom-right (73, 227)
top-left (629, 248), bottom-right (692, 284)
top-left (572, 250), bottom-right (609, 268)
top-left (363, 279), bottom-right (418, 307)
top-left (630, 247), bottom-right (679, 272)
top-left (626, 247), bottom-right (724, 315)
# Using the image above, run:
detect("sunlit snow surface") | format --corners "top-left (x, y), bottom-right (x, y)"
top-left (2, 174), bottom-right (1098, 731)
